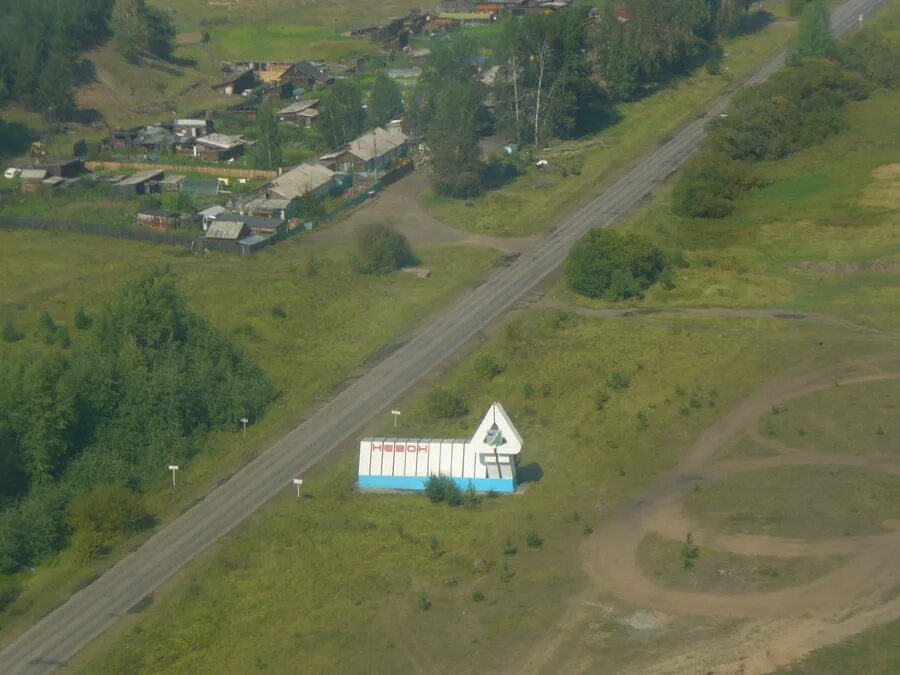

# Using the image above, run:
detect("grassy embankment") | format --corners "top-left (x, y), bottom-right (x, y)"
top-left (77, 9), bottom-right (900, 672)
top-left (421, 10), bottom-right (796, 236)
top-left (0, 232), bottom-right (496, 642)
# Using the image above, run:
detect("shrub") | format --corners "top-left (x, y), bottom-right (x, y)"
top-left (424, 475), bottom-right (462, 506)
top-left (270, 306), bottom-right (286, 318)
top-left (608, 371), bottom-right (630, 392)
top-left (673, 151), bottom-right (761, 218)
top-left (426, 388), bottom-right (468, 419)
top-left (472, 590), bottom-right (485, 602)
top-left (68, 485), bottom-right (152, 558)
top-left (595, 391), bottom-right (610, 410)
top-left (352, 224), bottom-right (416, 275)
top-left (73, 306), bottom-right (92, 330)
top-left (474, 355), bottom-right (505, 379)
top-left (565, 229), bottom-right (668, 300)
top-left (463, 482), bottom-right (481, 507)
top-left (0, 575), bottom-right (20, 612)
top-left (2, 319), bottom-right (23, 343)
top-left (35, 312), bottom-right (70, 347)
top-left (503, 538), bottom-right (518, 556)
top-left (525, 530), bottom-right (543, 549)
top-left (418, 592), bottom-right (431, 611)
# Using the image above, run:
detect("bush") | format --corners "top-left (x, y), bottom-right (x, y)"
top-left (608, 371), bottom-right (630, 391)
top-left (525, 530), bottom-right (543, 549)
top-left (564, 230), bottom-right (668, 300)
top-left (34, 312), bottom-right (70, 347)
top-left (270, 306), bottom-right (286, 318)
top-left (474, 355), bottom-right (505, 379)
top-left (73, 306), bottom-right (92, 330)
top-left (68, 485), bottom-right (152, 559)
top-left (472, 590), bottom-right (485, 602)
top-left (0, 575), bottom-right (20, 612)
top-left (426, 388), bottom-right (468, 419)
top-left (352, 224), bottom-right (416, 275)
top-left (423, 475), bottom-right (462, 506)
top-left (673, 151), bottom-right (761, 218)
top-left (418, 592), bottom-right (431, 611)
top-left (2, 319), bottom-right (23, 343)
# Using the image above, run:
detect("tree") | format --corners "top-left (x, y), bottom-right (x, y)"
top-left (605, 21), bottom-right (640, 102)
top-left (36, 42), bottom-right (77, 123)
top-left (352, 224), bottom-right (416, 275)
top-left (673, 150), bottom-right (761, 217)
top-left (789, 0), bottom-right (834, 65)
top-left (111, 0), bottom-right (173, 61)
top-left (68, 484), bottom-right (151, 558)
top-left (254, 102), bottom-right (282, 169)
top-left (368, 73), bottom-right (404, 128)
top-left (427, 80), bottom-right (483, 198)
top-left (564, 229), bottom-right (668, 300)
top-left (319, 80), bottom-right (366, 148)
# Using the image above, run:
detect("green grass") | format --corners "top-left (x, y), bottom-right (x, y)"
top-left (638, 533), bottom-right (846, 594)
top-left (779, 616), bottom-right (900, 674)
top-left (684, 465), bottom-right (900, 539)
top-left (562, 89), bottom-right (900, 331)
top-left (762, 379), bottom-right (900, 456)
top-left (207, 23), bottom-right (371, 62)
top-left (78, 309), bottom-right (856, 674)
top-left (421, 18), bottom-right (797, 236)
top-left (0, 231), bottom-right (496, 640)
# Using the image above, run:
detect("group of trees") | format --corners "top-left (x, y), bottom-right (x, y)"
top-left (674, 5), bottom-right (900, 218)
top-left (352, 223), bottom-right (417, 275)
top-left (111, 0), bottom-right (175, 62)
top-left (593, 0), bottom-right (754, 103)
top-left (0, 272), bottom-right (274, 575)
top-left (565, 229), bottom-right (670, 301)
top-left (0, 0), bottom-right (174, 123)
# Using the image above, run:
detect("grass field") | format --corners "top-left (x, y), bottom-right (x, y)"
top-left (78, 309), bottom-right (866, 674)
top-left (780, 615), bottom-right (900, 674)
top-left (638, 533), bottom-right (846, 594)
top-left (558, 88), bottom-right (900, 330)
top-left (684, 465), bottom-right (900, 539)
top-left (421, 17), bottom-right (796, 236)
top-left (763, 379), bottom-right (900, 456)
top-left (0, 230), bottom-right (496, 640)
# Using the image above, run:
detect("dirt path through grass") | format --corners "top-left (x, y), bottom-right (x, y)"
top-left (517, 353), bottom-right (900, 674)
top-left (307, 171), bottom-right (542, 254)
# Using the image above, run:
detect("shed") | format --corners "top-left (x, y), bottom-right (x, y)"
top-left (37, 158), bottom-right (84, 178)
top-left (160, 174), bottom-right (186, 192)
top-left (216, 213), bottom-right (286, 236)
top-left (174, 119), bottom-right (212, 138)
top-left (136, 208), bottom-right (180, 230)
top-left (213, 69), bottom-right (255, 96)
top-left (20, 169), bottom-right (48, 194)
top-left (198, 204), bottom-right (228, 230)
top-left (276, 99), bottom-right (320, 126)
top-left (115, 169), bottom-right (165, 195)
top-left (205, 220), bottom-right (252, 253)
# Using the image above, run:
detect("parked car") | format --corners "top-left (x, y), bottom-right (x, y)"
top-left (4, 167), bottom-right (22, 179)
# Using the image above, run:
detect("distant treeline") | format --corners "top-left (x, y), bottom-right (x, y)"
top-left (674, 8), bottom-right (900, 218)
top-left (0, 0), bottom-right (174, 124)
top-left (0, 272), bottom-right (274, 578)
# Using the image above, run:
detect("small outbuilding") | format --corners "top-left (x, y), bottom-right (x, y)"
top-left (205, 219), bottom-right (252, 253)
top-left (276, 99), bottom-right (320, 127)
top-left (37, 158), bottom-right (85, 178)
top-left (193, 134), bottom-right (248, 162)
top-left (215, 213), bottom-right (286, 236)
top-left (115, 169), bottom-right (165, 196)
top-left (136, 208), bottom-right (180, 230)
top-left (19, 169), bottom-right (48, 194)
top-left (213, 69), bottom-right (255, 96)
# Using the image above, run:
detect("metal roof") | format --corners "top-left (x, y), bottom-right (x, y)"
top-left (195, 133), bottom-right (246, 150)
top-left (117, 169), bottom-right (165, 186)
top-left (217, 213), bottom-right (284, 230)
top-left (20, 169), bottom-right (48, 180)
top-left (344, 127), bottom-right (409, 163)
top-left (269, 162), bottom-right (335, 200)
top-left (198, 205), bottom-right (228, 219)
top-left (277, 99), bottom-right (320, 116)
top-left (205, 220), bottom-right (249, 240)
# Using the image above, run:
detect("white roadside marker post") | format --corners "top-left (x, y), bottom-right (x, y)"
top-left (292, 477), bottom-right (303, 500)
top-left (391, 409), bottom-right (401, 428)
top-left (168, 464), bottom-right (179, 489)
top-left (240, 417), bottom-right (249, 437)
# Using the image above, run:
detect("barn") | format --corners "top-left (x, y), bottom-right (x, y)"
top-left (358, 402), bottom-right (522, 493)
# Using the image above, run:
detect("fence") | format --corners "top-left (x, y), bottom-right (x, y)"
top-left (85, 161), bottom-right (277, 180)
top-left (0, 216), bottom-right (201, 249)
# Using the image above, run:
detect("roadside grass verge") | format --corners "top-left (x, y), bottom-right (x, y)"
top-left (779, 614), bottom-right (900, 674)
top-left (684, 465), bottom-right (900, 540)
top-left (560, 88), bottom-right (900, 331)
top-left (0, 231), bottom-right (496, 641)
top-left (420, 20), bottom-right (796, 236)
top-left (78, 312), bottom-right (849, 674)
top-left (761, 379), bottom-right (900, 456)
top-left (638, 533), bottom-right (847, 594)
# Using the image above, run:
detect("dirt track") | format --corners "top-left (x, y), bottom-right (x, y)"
top-left (521, 355), bottom-right (900, 674)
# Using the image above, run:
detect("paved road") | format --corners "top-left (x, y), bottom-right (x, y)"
top-left (0, 1), bottom-right (886, 671)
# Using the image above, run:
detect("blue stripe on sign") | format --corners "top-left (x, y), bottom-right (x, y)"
top-left (358, 475), bottom-right (516, 493)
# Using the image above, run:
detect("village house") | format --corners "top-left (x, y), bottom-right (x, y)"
top-left (291, 61), bottom-right (334, 88)
top-left (136, 208), bottom-right (180, 230)
top-left (193, 134), bottom-right (249, 162)
top-left (173, 119), bottom-right (212, 138)
top-left (327, 127), bottom-right (410, 173)
top-left (276, 99), bottom-right (320, 127)
top-left (270, 162), bottom-right (335, 201)
top-left (213, 69), bottom-right (255, 96)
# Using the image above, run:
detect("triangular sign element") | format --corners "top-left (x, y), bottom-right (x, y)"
top-left (470, 402), bottom-right (522, 455)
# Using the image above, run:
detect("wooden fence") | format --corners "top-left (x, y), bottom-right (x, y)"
top-left (84, 161), bottom-right (277, 179)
